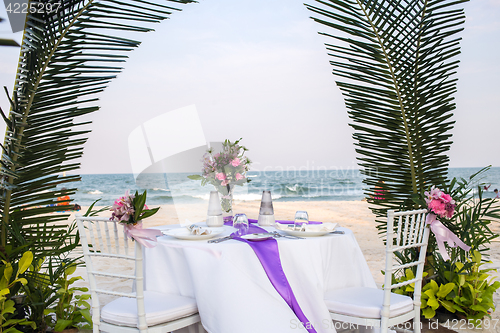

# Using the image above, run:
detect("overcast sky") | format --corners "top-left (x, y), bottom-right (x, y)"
top-left (0, 0), bottom-right (499, 175)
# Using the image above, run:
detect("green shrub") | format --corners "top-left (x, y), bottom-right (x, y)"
top-left (420, 250), bottom-right (500, 327)
top-left (45, 263), bottom-right (91, 332)
top-left (0, 251), bottom-right (36, 333)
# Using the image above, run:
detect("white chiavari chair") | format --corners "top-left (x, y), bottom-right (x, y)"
top-left (76, 215), bottom-right (201, 333)
top-left (324, 209), bottom-right (430, 333)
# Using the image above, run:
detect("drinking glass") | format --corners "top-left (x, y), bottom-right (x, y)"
top-left (233, 213), bottom-right (249, 236)
top-left (294, 211), bottom-right (309, 231)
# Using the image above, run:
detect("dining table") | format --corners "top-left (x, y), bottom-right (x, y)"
top-left (143, 222), bottom-right (377, 333)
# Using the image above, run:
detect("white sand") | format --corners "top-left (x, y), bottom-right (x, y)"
top-left (68, 200), bottom-right (500, 332)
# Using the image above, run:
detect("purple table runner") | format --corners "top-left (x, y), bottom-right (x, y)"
top-left (223, 221), bottom-right (317, 333)
top-left (247, 218), bottom-right (322, 225)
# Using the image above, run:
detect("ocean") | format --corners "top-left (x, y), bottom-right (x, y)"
top-left (68, 167), bottom-right (500, 206)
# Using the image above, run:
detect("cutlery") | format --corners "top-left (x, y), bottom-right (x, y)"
top-left (330, 230), bottom-right (345, 234)
top-left (271, 231), bottom-right (304, 240)
top-left (208, 235), bottom-right (233, 243)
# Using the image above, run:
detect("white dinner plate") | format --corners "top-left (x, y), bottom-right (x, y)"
top-left (162, 227), bottom-right (225, 240)
top-left (279, 228), bottom-right (332, 238)
top-left (241, 233), bottom-right (274, 241)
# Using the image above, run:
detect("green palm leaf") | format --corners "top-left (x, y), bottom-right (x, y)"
top-left (0, 0), bottom-right (195, 256)
top-left (305, 0), bottom-right (468, 233)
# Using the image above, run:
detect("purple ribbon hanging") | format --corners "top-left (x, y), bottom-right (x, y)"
top-left (224, 221), bottom-right (317, 333)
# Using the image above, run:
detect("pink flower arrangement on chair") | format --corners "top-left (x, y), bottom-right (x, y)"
top-left (110, 190), bottom-right (159, 225)
top-left (424, 186), bottom-right (456, 219)
top-left (110, 190), bottom-right (161, 248)
top-left (423, 186), bottom-right (469, 261)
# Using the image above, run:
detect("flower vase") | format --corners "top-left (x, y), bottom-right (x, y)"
top-left (220, 189), bottom-right (234, 224)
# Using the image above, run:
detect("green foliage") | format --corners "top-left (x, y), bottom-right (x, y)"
top-left (419, 251), bottom-right (500, 326)
top-left (20, 203), bottom-right (107, 332)
top-left (0, 2), bottom-right (194, 330)
top-left (390, 268), bottom-right (428, 297)
top-left (446, 252), bottom-right (499, 325)
top-left (421, 279), bottom-right (456, 319)
top-left (22, 257), bottom-right (65, 332)
top-left (45, 263), bottom-right (91, 331)
top-left (385, 168), bottom-right (500, 324)
top-left (0, 0), bottom-right (195, 260)
top-left (305, 0), bottom-right (469, 234)
top-left (0, 252), bottom-right (36, 333)
top-left (133, 191), bottom-right (160, 222)
top-left (412, 168), bottom-right (499, 272)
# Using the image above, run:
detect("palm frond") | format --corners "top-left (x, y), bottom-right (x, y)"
top-left (0, 0), bottom-right (195, 255)
top-left (305, 0), bottom-right (468, 233)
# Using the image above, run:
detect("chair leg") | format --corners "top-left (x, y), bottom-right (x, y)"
top-left (380, 316), bottom-right (389, 333)
top-left (414, 314), bottom-right (421, 333)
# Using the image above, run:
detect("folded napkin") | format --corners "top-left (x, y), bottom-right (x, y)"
top-left (183, 219), bottom-right (211, 235)
top-left (188, 226), bottom-right (211, 235)
top-left (274, 222), bottom-right (338, 232)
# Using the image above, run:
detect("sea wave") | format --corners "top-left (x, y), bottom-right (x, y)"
top-left (191, 194), bottom-right (210, 201)
top-left (301, 194), bottom-right (322, 198)
top-left (190, 193), bottom-right (282, 201)
top-left (88, 190), bottom-right (103, 195)
top-left (234, 193), bottom-right (267, 201)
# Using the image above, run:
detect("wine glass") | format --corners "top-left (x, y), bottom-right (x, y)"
top-left (233, 213), bottom-right (249, 236)
top-left (294, 211), bottom-right (309, 231)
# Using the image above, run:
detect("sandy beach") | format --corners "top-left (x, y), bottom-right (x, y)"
top-left (70, 200), bottom-right (500, 332)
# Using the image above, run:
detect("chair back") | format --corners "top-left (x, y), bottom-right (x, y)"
top-left (76, 215), bottom-right (148, 330)
top-left (382, 209), bottom-right (430, 320)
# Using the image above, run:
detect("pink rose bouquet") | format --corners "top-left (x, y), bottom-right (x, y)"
top-left (422, 186), bottom-right (471, 261)
top-left (424, 186), bottom-right (456, 219)
top-left (110, 190), bottom-right (159, 225)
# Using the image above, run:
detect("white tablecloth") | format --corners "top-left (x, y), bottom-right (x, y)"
top-left (144, 226), bottom-right (376, 333)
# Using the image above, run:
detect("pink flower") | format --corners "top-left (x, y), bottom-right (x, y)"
top-left (231, 158), bottom-right (240, 167)
top-left (216, 173), bottom-right (226, 181)
top-left (221, 180), bottom-right (229, 186)
top-left (425, 186), bottom-right (456, 219)
top-left (235, 173), bottom-right (244, 180)
top-left (441, 193), bottom-right (455, 205)
top-left (424, 186), bottom-right (442, 204)
top-left (110, 191), bottom-right (136, 223)
top-left (444, 202), bottom-right (456, 218)
top-left (428, 200), bottom-right (446, 216)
